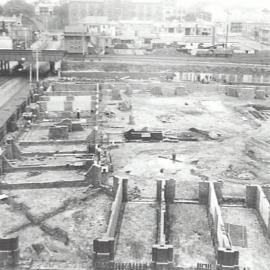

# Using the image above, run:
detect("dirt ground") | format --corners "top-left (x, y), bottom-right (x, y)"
top-left (169, 204), bottom-right (215, 267)
top-left (9, 154), bottom-right (89, 167)
top-left (20, 143), bottom-right (87, 153)
top-left (108, 83), bottom-right (270, 200)
top-left (2, 187), bottom-right (87, 218)
top-left (2, 73), bottom-right (270, 268)
top-left (0, 203), bottom-right (29, 236)
top-left (19, 128), bottom-right (91, 142)
top-left (0, 189), bottom-right (112, 264)
top-left (222, 207), bottom-right (270, 270)
top-left (115, 202), bottom-right (157, 262)
top-left (2, 170), bottom-right (85, 185)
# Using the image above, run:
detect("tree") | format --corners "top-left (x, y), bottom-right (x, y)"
top-left (0, 5), bottom-right (3, 15)
top-left (3, 0), bottom-right (35, 18)
top-left (53, 3), bottom-right (69, 30)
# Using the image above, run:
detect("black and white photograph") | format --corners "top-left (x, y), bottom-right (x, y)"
top-left (0, 0), bottom-right (269, 269)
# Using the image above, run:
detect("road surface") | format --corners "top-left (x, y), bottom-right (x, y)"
top-left (0, 78), bottom-right (29, 109)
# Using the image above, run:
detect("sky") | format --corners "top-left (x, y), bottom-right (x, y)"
top-left (179, 0), bottom-right (269, 8)
top-left (0, 0), bottom-right (268, 9)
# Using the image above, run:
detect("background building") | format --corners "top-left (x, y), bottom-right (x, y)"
top-left (68, 0), bottom-right (106, 25)
top-left (120, 0), bottom-right (163, 21)
top-left (64, 25), bottom-right (90, 53)
top-left (34, 0), bottom-right (60, 16)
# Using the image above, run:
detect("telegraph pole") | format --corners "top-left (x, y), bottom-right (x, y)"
top-left (36, 49), bottom-right (39, 82)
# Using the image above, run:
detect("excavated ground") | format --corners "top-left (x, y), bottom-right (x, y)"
top-left (1, 75), bottom-right (270, 268)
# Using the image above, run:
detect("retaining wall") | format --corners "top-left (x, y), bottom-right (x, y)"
top-left (106, 177), bottom-right (127, 237)
top-left (153, 179), bottom-right (175, 269)
top-left (93, 177), bottom-right (128, 262)
top-left (199, 181), bottom-right (239, 270)
top-left (246, 185), bottom-right (270, 237)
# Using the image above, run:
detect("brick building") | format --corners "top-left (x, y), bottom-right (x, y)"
top-left (64, 25), bottom-right (90, 53)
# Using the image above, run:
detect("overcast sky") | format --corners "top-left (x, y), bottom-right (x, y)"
top-left (178, 0), bottom-right (269, 8)
top-left (0, 0), bottom-right (269, 9)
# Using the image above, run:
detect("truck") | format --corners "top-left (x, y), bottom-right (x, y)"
top-left (124, 129), bottom-right (163, 142)
top-left (196, 48), bottom-right (233, 57)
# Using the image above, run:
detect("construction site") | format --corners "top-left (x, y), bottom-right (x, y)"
top-left (1, 54), bottom-right (270, 270)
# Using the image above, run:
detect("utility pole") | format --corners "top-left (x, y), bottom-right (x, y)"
top-left (36, 49), bottom-right (39, 82)
top-left (212, 25), bottom-right (216, 46)
top-left (29, 63), bottom-right (32, 83)
top-left (82, 27), bottom-right (85, 56)
top-left (225, 23), bottom-right (229, 48)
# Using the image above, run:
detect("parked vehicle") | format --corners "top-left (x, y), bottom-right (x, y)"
top-left (124, 129), bottom-right (163, 142)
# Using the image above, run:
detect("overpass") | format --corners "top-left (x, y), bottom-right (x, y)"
top-left (0, 49), bottom-right (66, 62)
top-left (0, 49), bottom-right (66, 74)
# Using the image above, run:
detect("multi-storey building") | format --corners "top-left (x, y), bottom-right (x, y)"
top-left (258, 27), bottom-right (270, 45)
top-left (0, 15), bottom-right (22, 33)
top-left (242, 23), bottom-right (270, 45)
top-left (64, 25), bottom-right (90, 53)
top-left (68, 0), bottom-right (164, 24)
top-left (34, 0), bottom-right (60, 16)
top-left (120, 0), bottom-right (163, 21)
top-left (69, 0), bottom-right (106, 25)
top-left (0, 15), bottom-right (33, 49)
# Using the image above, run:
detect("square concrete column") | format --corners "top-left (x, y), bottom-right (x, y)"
top-left (246, 185), bottom-right (258, 208)
top-left (156, 180), bottom-right (162, 202)
top-left (165, 179), bottom-right (176, 203)
top-left (217, 248), bottom-right (239, 270)
top-left (93, 237), bottom-right (114, 262)
top-left (152, 244), bottom-right (174, 270)
top-left (199, 182), bottom-right (210, 204)
top-left (0, 236), bottom-right (19, 267)
top-left (122, 178), bottom-right (128, 202)
top-left (113, 176), bottom-right (120, 197)
top-left (85, 164), bottom-right (102, 187)
top-left (214, 181), bottom-right (223, 203)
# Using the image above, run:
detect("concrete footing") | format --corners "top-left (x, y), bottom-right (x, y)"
top-left (151, 244), bottom-right (174, 270)
top-left (0, 236), bottom-right (19, 267)
top-left (217, 248), bottom-right (239, 270)
top-left (93, 237), bottom-right (115, 261)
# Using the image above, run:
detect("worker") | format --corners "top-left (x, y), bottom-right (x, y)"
top-left (159, 168), bottom-right (165, 181)
top-left (76, 108), bottom-right (80, 119)
top-left (172, 151), bottom-right (176, 162)
top-left (96, 144), bottom-right (102, 162)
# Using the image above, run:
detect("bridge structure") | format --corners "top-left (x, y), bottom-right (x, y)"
top-left (0, 49), bottom-right (66, 81)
